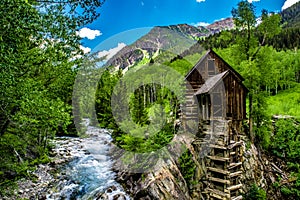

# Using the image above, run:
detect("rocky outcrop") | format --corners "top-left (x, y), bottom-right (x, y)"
top-left (112, 133), bottom-right (207, 200)
top-left (206, 17), bottom-right (235, 34)
top-left (2, 138), bottom-right (82, 200)
top-left (240, 135), bottom-right (291, 200)
top-left (113, 126), bottom-right (291, 200)
top-left (105, 25), bottom-right (201, 70)
top-left (116, 161), bottom-right (190, 200)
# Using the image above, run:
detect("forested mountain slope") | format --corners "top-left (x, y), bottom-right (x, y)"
top-left (281, 1), bottom-right (300, 28)
top-left (104, 24), bottom-right (205, 70)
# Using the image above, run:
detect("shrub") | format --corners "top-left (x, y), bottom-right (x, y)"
top-left (244, 184), bottom-right (267, 200)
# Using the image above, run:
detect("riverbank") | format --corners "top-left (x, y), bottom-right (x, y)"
top-left (3, 126), bottom-right (130, 200)
top-left (13, 137), bottom-right (84, 200)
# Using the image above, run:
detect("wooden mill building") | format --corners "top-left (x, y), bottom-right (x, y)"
top-left (182, 49), bottom-right (248, 200)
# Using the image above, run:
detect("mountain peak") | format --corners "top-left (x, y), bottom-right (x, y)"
top-left (102, 18), bottom-right (236, 70)
top-left (206, 18), bottom-right (234, 34)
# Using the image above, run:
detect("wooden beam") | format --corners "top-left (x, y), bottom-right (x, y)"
top-left (216, 140), bottom-right (225, 146)
top-left (210, 193), bottom-right (225, 200)
top-left (207, 188), bottom-right (230, 198)
top-left (192, 139), bottom-right (204, 145)
top-left (228, 141), bottom-right (243, 149)
top-left (232, 195), bottom-right (243, 200)
top-left (207, 155), bottom-right (229, 162)
top-left (209, 176), bottom-right (231, 184)
top-left (183, 116), bottom-right (198, 119)
top-left (207, 167), bottom-right (230, 175)
top-left (228, 162), bottom-right (242, 169)
top-left (229, 171), bottom-right (243, 178)
top-left (203, 131), bottom-right (225, 136)
top-left (227, 184), bottom-right (243, 191)
top-left (209, 144), bottom-right (227, 150)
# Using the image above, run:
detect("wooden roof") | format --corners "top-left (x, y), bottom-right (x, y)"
top-left (185, 49), bottom-right (245, 82)
top-left (194, 70), bottom-right (228, 95)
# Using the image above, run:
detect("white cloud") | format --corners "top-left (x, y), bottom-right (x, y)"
top-left (196, 0), bottom-right (205, 3)
top-left (282, 0), bottom-right (300, 10)
top-left (97, 43), bottom-right (126, 60)
top-left (77, 27), bottom-right (102, 40)
top-left (70, 45), bottom-right (91, 60)
top-left (191, 21), bottom-right (210, 27)
top-left (247, 0), bottom-right (260, 3)
top-left (256, 17), bottom-right (262, 26)
top-left (80, 45), bottom-right (91, 54)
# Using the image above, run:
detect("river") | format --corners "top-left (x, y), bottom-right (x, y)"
top-left (46, 122), bottom-right (131, 200)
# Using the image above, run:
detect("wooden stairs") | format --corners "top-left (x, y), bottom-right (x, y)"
top-left (195, 119), bottom-right (244, 200)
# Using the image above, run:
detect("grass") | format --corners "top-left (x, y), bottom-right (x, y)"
top-left (266, 83), bottom-right (300, 119)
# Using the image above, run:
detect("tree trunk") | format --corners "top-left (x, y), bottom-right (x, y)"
top-left (246, 23), bottom-right (251, 60)
top-left (296, 71), bottom-right (300, 83)
top-left (275, 80), bottom-right (278, 95)
top-left (44, 130), bottom-right (48, 151)
top-left (14, 148), bottom-right (24, 163)
top-left (144, 87), bottom-right (146, 107)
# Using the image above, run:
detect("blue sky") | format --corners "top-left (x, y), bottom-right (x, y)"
top-left (77, 0), bottom-right (297, 55)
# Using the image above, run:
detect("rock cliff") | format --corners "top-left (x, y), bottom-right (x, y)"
top-left (113, 129), bottom-right (289, 199)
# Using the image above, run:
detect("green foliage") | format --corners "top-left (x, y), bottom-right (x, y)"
top-left (232, 1), bottom-right (256, 30)
top-left (281, 186), bottom-right (293, 196)
top-left (164, 57), bottom-right (193, 76)
top-left (129, 88), bottom-right (150, 126)
top-left (30, 154), bottom-right (51, 165)
top-left (215, 10), bottom-right (293, 145)
top-left (184, 53), bottom-right (204, 66)
top-left (0, 179), bottom-right (18, 197)
top-left (258, 10), bottom-right (282, 40)
top-left (217, 46), bottom-right (300, 96)
top-left (115, 122), bottom-right (175, 153)
top-left (231, 0), bottom-right (257, 60)
top-left (202, 27), bottom-right (300, 51)
top-left (271, 119), bottom-right (300, 161)
top-left (0, 0), bottom-right (103, 187)
top-left (95, 69), bottom-right (122, 129)
top-left (279, 178), bottom-right (300, 198)
top-left (244, 184), bottom-right (267, 200)
top-left (95, 67), bottom-right (180, 153)
top-left (114, 83), bottom-right (178, 152)
top-left (267, 84), bottom-right (300, 118)
top-left (178, 149), bottom-right (196, 189)
top-left (251, 92), bottom-right (271, 148)
top-left (269, 119), bottom-right (300, 198)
